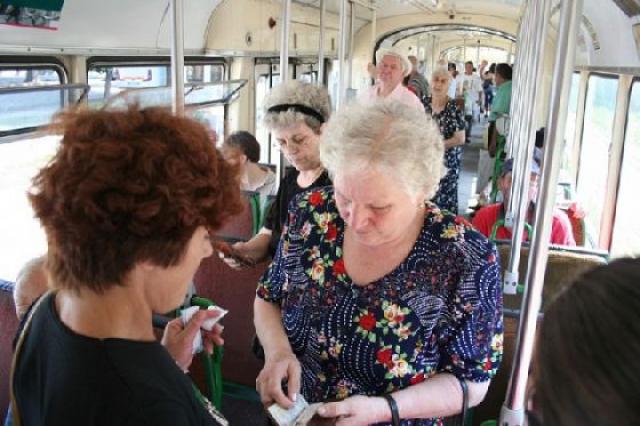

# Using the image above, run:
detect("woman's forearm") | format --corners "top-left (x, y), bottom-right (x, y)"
top-left (254, 297), bottom-right (293, 358)
top-left (443, 131), bottom-right (465, 149)
top-left (389, 373), bottom-right (489, 420)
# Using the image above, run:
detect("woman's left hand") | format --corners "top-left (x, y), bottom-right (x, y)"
top-left (317, 395), bottom-right (388, 426)
top-left (162, 309), bottom-right (225, 372)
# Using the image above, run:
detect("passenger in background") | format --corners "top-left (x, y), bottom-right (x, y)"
top-left (424, 67), bottom-right (466, 214)
top-left (221, 130), bottom-right (277, 202)
top-left (447, 62), bottom-right (461, 99)
top-left (254, 101), bottom-right (502, 424)
top-left (358, 47), bottom-right (423, 110)
top-left (12, 106), bottom-right (239, 426)
top-left (220, 80), bottom-right (332, 268)
top-left (530, 257), bottom-right (640, 425)
top-left (404, 55), bottom-right (430, 101)
top-left (472, 156), bottom-right (576, 246)
top-left (461, 61), bottom-right (483, 144)
top-left (487, 63), bottom-right (512, 158)
top-left (13, 255), bottom-right (47, 319)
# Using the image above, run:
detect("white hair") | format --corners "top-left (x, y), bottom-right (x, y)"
top-left (431, 66), bottom-right (452, 83)
top-left (262, 80), bottom-right (332, 133)
top-left (320, 100), bottom-right (446, 200)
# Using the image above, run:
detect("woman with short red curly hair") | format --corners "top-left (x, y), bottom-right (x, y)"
top-left (11, 106), bottom-right (241, 426)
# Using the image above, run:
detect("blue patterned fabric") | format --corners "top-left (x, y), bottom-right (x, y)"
top-left (425, 97), bottom-right (466, 215)
top-left (257, 187), bottom-right (503, 425)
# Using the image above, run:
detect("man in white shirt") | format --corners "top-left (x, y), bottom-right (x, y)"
top-left (358, 47), bottom-right (423, 110)
top-left (447, 62), bottom-right (460, 99)
top-left (461, 61), bottom-right (483, 143)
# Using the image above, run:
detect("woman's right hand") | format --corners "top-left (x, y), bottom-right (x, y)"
top-left (255, 349), bottom-right (302, 409)
top-left (217, 241), bottom-right (259, 270)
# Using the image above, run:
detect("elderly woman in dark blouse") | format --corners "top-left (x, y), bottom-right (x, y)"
top-left (254, 101), bottom-right (502, 425)
top-left (424, 67), bottom-right (466, 215)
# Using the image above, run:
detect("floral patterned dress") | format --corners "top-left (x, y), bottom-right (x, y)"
top-left (257, 187), bottom-right (503, 426)
top-left (425, 97), bottom-right (466, 214)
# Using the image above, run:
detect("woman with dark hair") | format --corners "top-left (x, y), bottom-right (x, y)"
top-left (221, 131), bottom-right (277, 202)
top-left (530, 258), bottom-right (640, 425)
top-left (11, 106), bottom-right (242, 425)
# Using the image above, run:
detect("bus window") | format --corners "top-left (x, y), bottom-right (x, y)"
top-left (0, 135), bottom-right (59, 281)
top-left (185, 64), bottom-right (224, 84)
top-left (561, 72), bottom-right (580, 180)
top-left (87, 65), bottom-right (169, 108)
top-left (576, 74), bottom-right (618, 247)
top-left (255, 73), bottom-right (281, 168)
top-left (611, 80), bottom-right (640, 257)
top-left (0, 67), bottom-right (62, 88)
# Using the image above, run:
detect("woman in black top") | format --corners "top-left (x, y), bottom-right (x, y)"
top-left (12, 106), bottom-right (240, 426)
top-left (220, 80), bottom-right (332, 266)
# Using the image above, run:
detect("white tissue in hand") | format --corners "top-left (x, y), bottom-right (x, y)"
top-left (201, 306), bottom-right (228, 331)
top-left (180, 305), bottom-right (229, 354)
top-left (180, 306), bottom-right (203, 354)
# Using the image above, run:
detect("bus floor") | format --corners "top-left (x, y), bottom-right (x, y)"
top-left (458, 118), bottom-right (487, 216)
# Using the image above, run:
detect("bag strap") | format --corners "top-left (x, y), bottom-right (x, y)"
top-left (458, 378), bottom-right (469, 425)
top-left (9, 291), bottom-right (52, 426)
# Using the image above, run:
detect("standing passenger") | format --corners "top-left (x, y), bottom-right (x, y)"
top-left (424, 67), bottom-right (466, 214)
top-left (220, 80), bottom-right (332, 267)
top-left (11, 106), bottom-right (239, 425)
top-left (358, 47), bottom-right (424, 110)
top-left (254, 101), bottom-right (502, 424)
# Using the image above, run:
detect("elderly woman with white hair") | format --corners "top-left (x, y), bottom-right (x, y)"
top-left (425, 67), bottom-right (466, 214)
top-left (358, 47), bottom-right (424, 110)
top-left (254, 101), bottom-right (502, 425)
top-left (220, 80), bottom-right (332, 267)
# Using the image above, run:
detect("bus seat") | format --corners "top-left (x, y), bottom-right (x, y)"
top-left (0, 280), bottom-right (18, 417)
top-left (216, 192), bottom-right (257, 241)
top-left (192, 253), bottom-right (269, 388)
top-left (495, 242), bottom-right (607, 310)
top-left (260, 194), bottom-right (276, 230)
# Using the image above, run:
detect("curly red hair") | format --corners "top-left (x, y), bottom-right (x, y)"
top-left (29, 106), bottom-right (242, 293)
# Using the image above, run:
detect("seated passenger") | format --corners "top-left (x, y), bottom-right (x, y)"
top-left (13, 255), bottom-right (48, 319)
top-left (221, 131), bottom-right (277, 202)
top-left (220, 80), bottom-right (332, 268)
top-left (254, 101), bottom-right (503, 424)
top-left (472, 157), bottom-right (576, 246)
top-left (530, 257), bottom-right (640, 425)
top-left (11, 106), bottom-right (241, 426)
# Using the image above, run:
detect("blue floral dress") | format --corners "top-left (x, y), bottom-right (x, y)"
top-left (425, 97), bottom-right (466, 214)
top-left (257, 187), bottom-right (503, 426)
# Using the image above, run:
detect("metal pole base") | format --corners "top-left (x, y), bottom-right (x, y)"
top-left (499, 405), bottom-right (525, 426)
top-left (504, 270), bottom-right (519, 295)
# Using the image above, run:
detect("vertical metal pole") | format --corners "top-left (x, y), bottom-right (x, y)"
top-left (337, 0), bottom-right (348, 108)
top-left (318, 0), bottom-right (326, 86)
top-left (348, 0), bottom-right (355, 90)
top-left (169, 0), bottom-right (185, 115)
top-left (371, 7), bottom-right (376, 56)
top-left (500, 1), bottom-right (583, 425)
top-left (280, 0), bottom-right (292, 83)
top-left (505, 0), bottom-right (550, 295)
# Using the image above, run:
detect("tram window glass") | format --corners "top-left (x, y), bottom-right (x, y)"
top-left (576, 74), bottom-right (618, 246)
top-left (255, 73), bottom-right (281, 168)
top-left (0, 135), bottom-right (59, 281)
top-left (611, 80), bottom-right (640, 257)
top-left (87, 65), bottom-right (169, 107)
top-left (87, 63), bottom-right (225, 108)
top-left (0, 67), bottom-right (62, 88)
top-left (189, 105), bottom-right (224, 142)
top-left (561, 73), bottom-right (580, 180)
